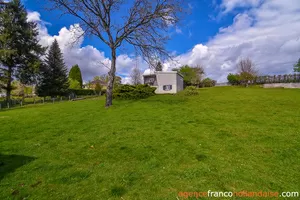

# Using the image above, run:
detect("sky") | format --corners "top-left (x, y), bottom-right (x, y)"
top-left (23, 0), bottom-right (300, 83)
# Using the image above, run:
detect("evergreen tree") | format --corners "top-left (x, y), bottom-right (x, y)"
top-left (155, 61), bottom-right (163, 71)
top-left (0, 0), bottom-right (45, 102)
top-left (37, 39), bottom-right (69, 97)
top-left (69, 64), bottom-right (83, 88)
top-left (69, 78), bottom-right (81, 89)
top-left (294, 58), bottom-right (300, 72)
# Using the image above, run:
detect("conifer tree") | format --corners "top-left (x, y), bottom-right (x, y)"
top-left (155, 61), bottom-right (163, 71)
top-left (37, 39), bottom-right (69, 97)
top-left (294, 58), bottom-right (300, 73)
top-left (0, 0), bottom-right (45, 102)
top-left (69, 64), bottom-right (83, 88)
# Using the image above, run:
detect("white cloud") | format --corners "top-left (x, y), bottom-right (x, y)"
top-left (27, 11), bottom-right (41, 22)
top-left (160, 0), bottom-right (300, 82)
top-left (28, 0), bottom-right (300, 84)
top-left (26, 11), bottom-right (142, 82)
top-left (175, 27), bottom-right (183, 34)
top-left (221, 0), bottom-right (262, 13)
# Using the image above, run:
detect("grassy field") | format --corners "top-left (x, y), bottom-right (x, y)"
top-left (0, 87), bottom-right (299, 199)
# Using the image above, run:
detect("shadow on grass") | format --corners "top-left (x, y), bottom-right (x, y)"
top-left (0, 154), bottom-right (35, 181)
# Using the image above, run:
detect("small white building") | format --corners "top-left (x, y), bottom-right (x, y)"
top-left (143, 71), bottom-right (184, 94)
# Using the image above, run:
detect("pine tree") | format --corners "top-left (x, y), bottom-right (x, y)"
top-left (0, 0), bottom-right (45, 102)
top-left (294, 58), bottom-right (300, 73)
top-left (69, 64), bottom-right (83, 88)
top-left (37, 39), bottom-right (69, 97)
top-left (155, 61), bottom-right (163, 71)
top-left (69, 78), bottom-right (81, 89)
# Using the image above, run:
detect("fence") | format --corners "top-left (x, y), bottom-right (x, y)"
top-left (255, 74), bottom-right (300, 84)
top-left (0, 95), bottom-right (99, 110)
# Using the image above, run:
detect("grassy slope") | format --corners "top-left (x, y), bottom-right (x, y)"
top-left (0, 87), bottom-right (299, 199)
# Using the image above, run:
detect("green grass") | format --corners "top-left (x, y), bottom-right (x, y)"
top-left (0, 87), bottom-right (299, 199)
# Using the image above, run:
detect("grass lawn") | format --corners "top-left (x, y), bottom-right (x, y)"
top-left (0, 87), bottom-right (299, 199)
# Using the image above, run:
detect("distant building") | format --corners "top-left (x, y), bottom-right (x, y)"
top-left (143, 71), bottom-right (184, 94)
top-left (215, 82), bottom-right (229, 86)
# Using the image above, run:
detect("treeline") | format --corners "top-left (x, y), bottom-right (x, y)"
top-left (228, 73), bottom-right (300, 86)
top-left (227, 58), bottom-right (300, 86)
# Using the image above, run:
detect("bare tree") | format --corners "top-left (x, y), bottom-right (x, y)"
top-left (237, 58), bottom-right (258, 75)
top-left (47, 0), bottom-right (184, 107)
top-left (130, 66), bottom-right (142, 85)
top-left (237, 58), bottom-right (258, 86)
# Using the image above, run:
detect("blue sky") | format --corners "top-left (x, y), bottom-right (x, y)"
top-left (24, 0), bottom-right (300, 83)
top-left (24, 0), bottom-right (224, 55)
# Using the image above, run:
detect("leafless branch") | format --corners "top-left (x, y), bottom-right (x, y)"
top-left (237, 58), bottom-right (258, 76)
top-left (46, 0), bottom-right (185, 106)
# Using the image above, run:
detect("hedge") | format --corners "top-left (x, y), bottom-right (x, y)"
top-left (68, 89), bottom-right (96, 96)
top-left (113, 84), bottom-right (156, 100)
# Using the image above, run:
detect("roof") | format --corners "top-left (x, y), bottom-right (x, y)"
top-left (143, 71), bottom-right (184, 78)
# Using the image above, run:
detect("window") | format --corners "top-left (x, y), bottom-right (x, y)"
top-left (163, 85), bottom-right (172, 91)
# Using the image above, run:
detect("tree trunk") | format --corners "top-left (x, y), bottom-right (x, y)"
top-left (105, 48), bottom-right (116, 107)
top-left (5, 67), bottom-right (12, 103)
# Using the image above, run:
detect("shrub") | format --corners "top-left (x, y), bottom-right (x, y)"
top-left (113, 84), bottom-right (156, 100)
top-left (200, 78), bottom-right (216, 87)
top-left (180, 86), bottom-right (199, 96)
top-left (227, 73), bottom-right (241, 85)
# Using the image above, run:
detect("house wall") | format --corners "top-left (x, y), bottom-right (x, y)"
top-left (176, 74), bottom-right (184, 92)
top-left (155, 73), bottom-right (177, 94)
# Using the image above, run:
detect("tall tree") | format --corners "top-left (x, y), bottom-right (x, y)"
top-left (294, 58), bottom-right (300, 72)
top-left (69, 64), bottom-right (83, 88)
top-left (0, 0), bottom-right (45, 102)
top-left (36, 39), bottom-right (69, 97)
top-left (69, 78), bottom-right (81, 89)
top-left (155, 61), bottom-right (163, 71)
top-left (48, 0), bottom-right (184, 107)
top-left (130, 66), bottom-right (142, 85)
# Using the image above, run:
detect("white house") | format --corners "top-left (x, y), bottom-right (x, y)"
top-left (143, 71), bottom-right (184, 94)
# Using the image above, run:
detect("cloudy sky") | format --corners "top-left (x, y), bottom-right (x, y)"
top-left (24, 0), bottom-right (300, 83)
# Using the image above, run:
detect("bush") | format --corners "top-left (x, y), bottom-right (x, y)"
top-left (200, 78), bottom-right (216, 87)
top-left (113, 84), bottom-right (156, 100)
top-left (227, 73), bottom-right (241, 85)
top-left (180, 86), bottom-right (199, 96)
